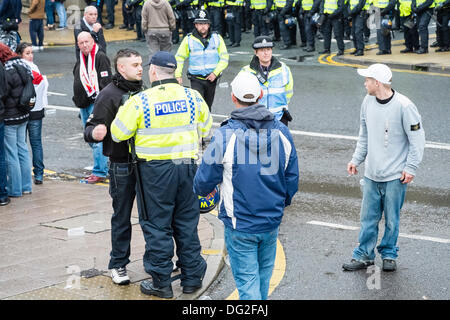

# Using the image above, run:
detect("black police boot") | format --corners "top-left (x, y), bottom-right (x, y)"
top-left (140, 280), bottom-right (173, 299)
top-left (416, 47), bottom-right (428, 54)
top-left (183, 285), bottom-right (202, 294)
top-left (304, 46), bottom-right (315, 52)
top-left (336, 50), bottom-right (344, 56)
top-left (354, 50), bottom-right (364, 56)
top-left (319, 49), bottom-right (330, 54)
top-left (280, 44), bottom-right (291, 50)
top-left (400, 47), bottom-right (414, 53)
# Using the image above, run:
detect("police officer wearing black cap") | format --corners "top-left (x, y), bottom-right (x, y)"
top-left (241, 36), bottom-right (294, 125)
top-left (111, 51), bottom-right (212, 299)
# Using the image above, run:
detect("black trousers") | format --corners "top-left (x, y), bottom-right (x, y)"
top-left (252, 9), bottom-right (269, 37)
top-left (351, 11), bottom-right (366, 51)
top-left (417, 9), bottom-right (432, 50)
top-left (190, 76), bottom-right (217, 111)
top-left (227, 6), bottom-right (243, 44)
top-left (322, 15), bottom-right (345, 51)
top-left (436, 9), bottom-right (450, 48)
top-left (401, 16), bottom-right (419, 50)
top-left (108, 162), bottom-right (136, 269)
top-left (138, 160), bottom-right (207, 288)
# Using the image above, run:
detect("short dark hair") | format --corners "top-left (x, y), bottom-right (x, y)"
top-left (235, 96), bottom-right (257, 107)
top-left (113, 48), bottom-right (141, 72)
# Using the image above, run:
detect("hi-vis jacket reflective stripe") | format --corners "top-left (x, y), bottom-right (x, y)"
top-left (324, 0), bottom-right (338, 13)
top-left (349, 0), bottom-right (370, 10)
top-left (209, 0), bottom-right (224, 7)
top-left (251, 0), bottom-right (267, 9)
top-left (241, 62), bottom-right (293, 121)
top-left (175, 32), bottom-right (229, 78)
top-left (373, 0), bottom-right (389, 8)
top-left (302, 0), bottom-right (314, 10)
top-left (111, 81), bottom-right (212, 161)
top-left (226, 0), bottom-right (244, 6)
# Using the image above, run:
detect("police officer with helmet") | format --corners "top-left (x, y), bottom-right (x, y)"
top-left (319, 0), bottom-right (346, 55)
top-left (111, 51), bottom-right (212, 299)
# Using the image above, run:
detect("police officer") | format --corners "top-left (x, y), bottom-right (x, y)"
top-left (241, 36), bottom-right (294, 125)
top-left (298, 0), bottom-right (321, 52)
top-left (226, 0), bottom-right (244, 46)
top-left (175, 10), bottom-right (229, 111)
top-left (207, 0), bottom-right (226, 33)
top-left (251, 0), bottom-right (270, 37)
top-left (434, 0), bottom-right (450, 52)
top-left (176, 0), bottom-right (195, 36)
top-left (319, 0), bottom-right (346, 55)
top-left (348, 0), bottom-right (370, 56)
top-left (412, 0), bottom-right (435, 53)
top-left (399, 0), bottom-right (420, 53)
top-left (274, 0), bottom-right (296, 49)
top-left (373, 0), bottom-right (396, 55)
top-left (111, 51), bottom-right (212, 299)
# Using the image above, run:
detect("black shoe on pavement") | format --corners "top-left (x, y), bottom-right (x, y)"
top-left (319, 49), bottom-right (331, 54)
top-left (119, 24), bottom-right (128, 29)
top-left (299, 42), bottom-right (307, 48)
top-left (342, 259), bottom-right (374, 271)
top-left (140, 280), bottom-right (173, 299)
top-left (104, 23), bottom-right (114, 29)
top-left (382, 259), bottom-right (397, 272)
top-left (34, 179), bottom-right (43, 185)
top-left (354, 50), bottom-right (364, 56)
top-left (435, 47), bottom-right (450, 52)
top-left (416, 48), bottom-right (428, 54)
top-left (280, 44), bottom-right (291, 50)
top-left (430, 41), bottom-right (439, 48)
top-left (0, 197), bottom-right (10, 206)
top-left (304, 46), bottom-right (315, 52)
top-left (183, 285), bottom-right (202, 294)
top-left (232, 43), bottom-right (240, 47)
top-left (336, 50), bottom-right (344, 56)
top-left (376, 50), bottom-right (391, 55)
top-left (400, 48), bottom-right (414, 53)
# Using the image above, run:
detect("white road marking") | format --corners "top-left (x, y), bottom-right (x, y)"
top-left (47, 91), bottom-right (67, 96)
top-left (307, 220), bottom-right (450, 244)
top-left (45, 106), bottom-right (450, 151)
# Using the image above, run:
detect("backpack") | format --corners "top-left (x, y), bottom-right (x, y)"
top-left (12, 63), bottom-right (36, 112)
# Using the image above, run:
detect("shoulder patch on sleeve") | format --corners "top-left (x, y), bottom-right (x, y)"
top-left (100, 71), bottom-right (109, 77)
top-left (411, 123), bottom-right (421, 131)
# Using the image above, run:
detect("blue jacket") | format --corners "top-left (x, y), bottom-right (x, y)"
top-left (194, 104), bottom-right (299, 233)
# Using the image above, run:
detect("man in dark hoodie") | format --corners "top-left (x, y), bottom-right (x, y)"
top-left (84, 48), bottom-right (145, 285)
top-left (193, 71), bottom-right (299, 300)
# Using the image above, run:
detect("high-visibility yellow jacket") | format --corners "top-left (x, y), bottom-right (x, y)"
top-left (175, 32), bottom-right (229, 79)
top-left (111, 79), bottom-right (212, 161)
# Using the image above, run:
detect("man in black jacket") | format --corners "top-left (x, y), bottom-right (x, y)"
top-left (0, 61), bottom-right (9, 206)
top-left (74, 5), bottom-right (107, 60)
top-left (84, 48), bottom-right (144, 285)
top-left (73, 31), bottom-right (112, 184)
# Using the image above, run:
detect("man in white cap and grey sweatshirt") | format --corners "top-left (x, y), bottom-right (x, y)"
top-left (343, 63), bottom-right (425, 272)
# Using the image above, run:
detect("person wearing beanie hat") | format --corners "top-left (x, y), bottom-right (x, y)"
top-left (111, 50), bottom-right (212, 299)
top-left (193, 71), bottom-right (299, 300)
top-left (343, 64), bottom-right (425, 273)
top-left (240, 35), bottom-right (294, 126)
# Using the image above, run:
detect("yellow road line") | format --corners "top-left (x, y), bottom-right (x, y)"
top-left (226, 238), bottom-right (286, 300)
top-left (319, 52), bottom-right (450, 78)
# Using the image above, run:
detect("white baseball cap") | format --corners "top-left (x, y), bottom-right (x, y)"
top-left (231, 72), bottom-right (262, 103)
top-left (357, 63), bottom-right (392, 84)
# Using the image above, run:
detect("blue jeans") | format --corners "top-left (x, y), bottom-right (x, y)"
top-left (27, 119), bottom-right (45, 181)
top-left (4, 122), bottom-right (32, 196)
top-left (54, 2), bottom-right (67, 28)
top-left (108, 162), bottom-right (136, 269)
top-left (45, 0), bottom-right (56, 25)
top-left (29, 19), bottom-right (44, 46)
top-left (0, 121), bottom-right (8, 198)
top-left (353, 177), bottom-right (408, 261)
top-left (225, 226), bottom-right (278, 300)
top-left (79, 104), bottom-right (108, 178)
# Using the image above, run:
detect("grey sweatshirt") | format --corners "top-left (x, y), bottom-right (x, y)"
top-left (351, 91), bottom-right (425, 182)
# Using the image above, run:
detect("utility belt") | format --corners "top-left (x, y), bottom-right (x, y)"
top-left (187, 72), bottom-right (221, 82)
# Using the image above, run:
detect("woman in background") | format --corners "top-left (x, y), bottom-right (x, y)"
top-left (16, 42), bottom-right (48, 185)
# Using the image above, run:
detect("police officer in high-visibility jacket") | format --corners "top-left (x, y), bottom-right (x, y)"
top-left (225, 0), bottom-right (245, 47)
top-left (241, 36), bottom-right (294, 126)
top-left (399, 0), bottom-right (420, 53)
top-left (348, 0), bottom-right (370, 56)
top-left (412, 0), bottom-right (435, 53)
top-left (319, 0), bottom-right (346, 55)
top-left (373, 0), bottom-right (396, 55)
top-left (111, 51), bottom-right (212, 299)
top-left (434, 0), bottom-right (450, 52)
top-left (175, 10), bottom-right (229, 111)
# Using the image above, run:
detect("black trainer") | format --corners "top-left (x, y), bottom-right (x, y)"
top-left (342, 259), bottom-right (374, 271)
top-left (140, 280), bottom-right (173, 299)
top-left (382, 259), bottom-right (397, 272)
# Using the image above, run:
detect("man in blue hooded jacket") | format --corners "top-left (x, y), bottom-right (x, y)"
top-left (193, 71), bottom-right (299, 300)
